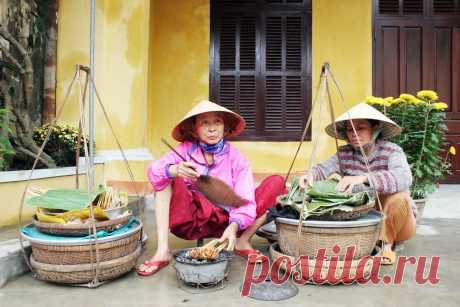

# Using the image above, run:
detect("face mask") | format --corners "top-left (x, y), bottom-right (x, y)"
top-left (199, 138), bottom-right (225, 154)
top-left (351, 125), bottom-right (382, 152)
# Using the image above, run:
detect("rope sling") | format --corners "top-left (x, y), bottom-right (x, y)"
top-left (18, 65), bottom-right (141, 288)
top-left (283, 62), bottom-right (385, 259)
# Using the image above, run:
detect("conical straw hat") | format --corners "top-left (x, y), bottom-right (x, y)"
top-left (172, 100), bottom-right (246, 142)
top-left (325, 103), bottom-right (401, 140)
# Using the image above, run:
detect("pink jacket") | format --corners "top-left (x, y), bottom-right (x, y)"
top-left (147, 141), bottom-right (256, 230)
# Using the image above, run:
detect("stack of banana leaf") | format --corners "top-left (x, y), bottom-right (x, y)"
top-left (280, 178), bottom-right (374, 220)
top-left (26, 185), bottom-right (127, 224)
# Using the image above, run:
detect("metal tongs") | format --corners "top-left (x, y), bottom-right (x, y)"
top-left (186, 239), bottom-right (228, 261)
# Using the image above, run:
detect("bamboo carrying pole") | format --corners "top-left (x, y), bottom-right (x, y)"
top-left (18, 65), bottom-right (141, 288)
top-left (285, 62), bottom-right (385, 258)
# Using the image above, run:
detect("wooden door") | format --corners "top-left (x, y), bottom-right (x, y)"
top-left (373, 0), bottom-right (460, 182)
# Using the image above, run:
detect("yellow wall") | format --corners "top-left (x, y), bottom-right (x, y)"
top-left (54, 0), bottom-right (372, 180)
top-left (148, 0), bottom-right (373, 173)
top-left (147, 0), bottom-right (210, 154)
top-left (56, 0), bottom-right (151, 181)
top-left (0, 166), bottom-right (104, 227)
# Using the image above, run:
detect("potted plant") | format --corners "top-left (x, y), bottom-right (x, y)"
top-left (365, 90), bottom-right (455, 222)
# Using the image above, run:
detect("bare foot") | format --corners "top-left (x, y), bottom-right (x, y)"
top-left (235, 238), bottom-right (254, 251)
top-left (138, 250), bottom-right (172, 273)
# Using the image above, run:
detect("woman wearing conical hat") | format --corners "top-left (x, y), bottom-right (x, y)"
top-left (299, 103), bottom-right (417, 265)
top-left (137, 100), bottom-right (286, 276)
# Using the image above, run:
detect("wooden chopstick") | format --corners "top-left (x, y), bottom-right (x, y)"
top-left (161, 138), bottom-right (201, 164)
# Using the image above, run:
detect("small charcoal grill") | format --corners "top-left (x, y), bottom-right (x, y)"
top-left (173, 248), bottom-right (232, 286)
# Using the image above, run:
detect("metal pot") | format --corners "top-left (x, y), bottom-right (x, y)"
top-left (173, 248), bottom-right (231, 285)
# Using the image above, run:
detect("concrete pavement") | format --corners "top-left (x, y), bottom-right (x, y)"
top-left (0, 185), bottom-right (459, 307)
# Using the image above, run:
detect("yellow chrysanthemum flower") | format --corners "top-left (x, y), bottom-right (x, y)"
top-left (365, 96), bottom-right (379, 104)
top-left (417, 90), bottom-right (439, 101)
top-left (391, 98), bottom-right (404, 105)
top-left (449, 146), bottom-right (456, 156)
top-left (412, 98), bottom-right (425, 105)
top-left (432, 102), bottom-right (448, 110)
top-left (383, 96), bottom-right (394, 105)
top-left (365, 96), bottom-right (375, 103)
top-left (399, 93), bottom-right (416, 102)
top-left (365, 96), bottom-right (386, 106)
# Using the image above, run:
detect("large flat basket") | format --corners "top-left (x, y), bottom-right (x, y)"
top-left (32, 212), bottom-right (132, 236)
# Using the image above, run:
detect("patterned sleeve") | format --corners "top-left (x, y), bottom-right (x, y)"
top-left (146, 143), bottom-right (184, 192)
top-left (312, 154), bottom-right (340, 181)
top-left (368, 148), bottom-right (413, 193)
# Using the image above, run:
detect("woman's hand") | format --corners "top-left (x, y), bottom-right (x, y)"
top-left (218, 222), bottom-right (238, 251)
top-left (169, 161), bottom-right (200, 180)
top-left (327, 173), bottom-right (343, 181)
top-left (336, 175), bottom-right (368, 194)
top-left (299, 172), bottom-right (313, 189)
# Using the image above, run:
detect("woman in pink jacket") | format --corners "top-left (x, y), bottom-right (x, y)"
top-left (137, 100), bottom-right (286, 276)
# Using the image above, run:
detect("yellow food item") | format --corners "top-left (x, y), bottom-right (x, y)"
top-left (187, 247), bottom-right (220, 260)
top-left (63, 207), bottom-right (109, 221)
top-left (36, 207), bottom-right (109, 224)
top-left (36, 208), bottom-right (66, 224)
top-left (78, 207), bottom-right (109, 221)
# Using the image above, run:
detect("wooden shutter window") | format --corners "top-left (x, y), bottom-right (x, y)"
top-left (285, 76), bottom-right (303, 131)
top-left (264, 14), bottom-right (305, 135)
top-left (378, 0), bottom-right (400, 14)
top-left (266, 17), bottom-right (283, 71)
top-left (219, 75), bottom-right (236, 112)
top-left (265, 76), bottom-right (283, 132)
top-left (219, 17), bottom-right (236, 70)
top-left (211, 0), bottom-right (311, 141)
top-left (217, 13), bottom-right (257, 136)
top-left (239, 75), bottom-right (257, 132)
top-left (286, 17), bottom-right (302, 71)
top-left (240, 16), bottom-right (256, 70)
top-left (433, 0), bottom-right (460, 15)
top-left (403, 0), bottom-right (424, 14)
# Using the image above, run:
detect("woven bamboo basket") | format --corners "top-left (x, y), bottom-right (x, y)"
top-left (269, 243), bottom-right (373, 285)
top-left (32, 212), bottom-right (132, 236)
top-left (276, 195), bottom-right (375, 221)
top-left (310, 201), bottom-right (375, 221)
top-left (30, 227), bottom-right (141, 265)
top-left (276, 211), bottom-right (383, 259)
top-left (30, 245), bottom-right (141, 284)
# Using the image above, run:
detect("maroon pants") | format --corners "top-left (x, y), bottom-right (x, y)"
top-left (168, 175), bottom-right (286, 240)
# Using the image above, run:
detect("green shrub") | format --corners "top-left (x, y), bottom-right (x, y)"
top-left (366, 90), bottom-right (452, 199)
top-left (0, 108), bottom-right (15, 171)
top-left (33, 123), bottom-right (93, 167)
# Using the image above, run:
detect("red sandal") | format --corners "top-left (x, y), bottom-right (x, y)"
top-left (136, 260), bottom-right (170, 277)
top-left (234, 249), bottom-right (268, 263)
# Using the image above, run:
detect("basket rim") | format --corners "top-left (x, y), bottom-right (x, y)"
top-left (22, 218), bottom-right (142, 246)
top-left (173, 247), bottom-right (232, 265)
top-left (30, 245), bottom-right (141, 272)
top-left (276, 209), bottom-right (384, 228)
top-left (32, 211), bottom-right (132, 230)
top-left (269, 243), bottom-right (374, 267)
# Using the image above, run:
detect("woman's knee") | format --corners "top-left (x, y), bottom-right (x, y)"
top-left (381, 191), bottom-right (410, 206)
top-left (261, 175), bottom-right (286, 194)
top-left (380, 191), bottom-right (411, 214)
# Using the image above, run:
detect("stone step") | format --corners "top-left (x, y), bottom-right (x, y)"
top-left (0, 238), bottom-right (31, 288)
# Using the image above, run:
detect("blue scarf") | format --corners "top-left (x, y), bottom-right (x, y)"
top-left (199, 139), bottom-right (225, 154)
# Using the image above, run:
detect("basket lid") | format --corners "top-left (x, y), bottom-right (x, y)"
top-left (276, 210), bottom-right (384, 228)
top-left (21, 218), bottom-right (142, 246)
